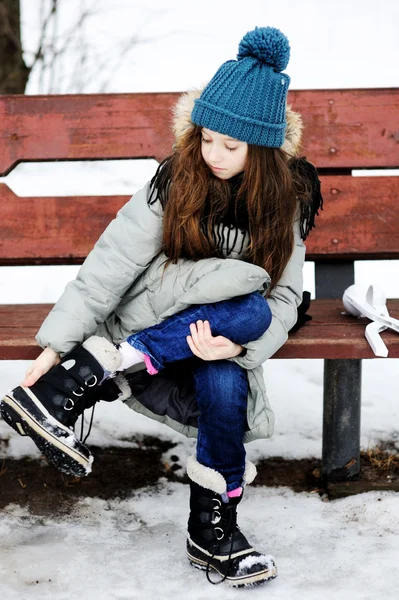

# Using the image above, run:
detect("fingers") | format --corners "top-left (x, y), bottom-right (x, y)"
top-left (186, 320), bottom-right (212, 359)
top-left (22, 347), bottom-right (60, 387)
top-left (22, 365), bottom-right (34, 387)
top-left (186, 333), bottom-right (200, 357)
top-left (186, 321), bottom-right (239, 361)
top-left (191, 320), bottom-right (212, 349)
top-left (23, 366), bottom-right (44, 387)
top-left (190, 320), bottom-right (203, 346)
top-left (203, 320), bottom-right (214, 343)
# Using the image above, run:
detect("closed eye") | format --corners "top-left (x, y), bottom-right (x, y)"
top-left (202, 137), bottom-right (237, 152)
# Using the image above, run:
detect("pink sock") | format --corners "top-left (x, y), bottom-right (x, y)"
top-left (117, 341), bottom-right (159, 375)
top-left (227, 487), bottom-right (243, 498)
top-left (143, 354), bottom-right (159, 375)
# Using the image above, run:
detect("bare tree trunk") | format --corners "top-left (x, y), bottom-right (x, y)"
top-left (0, 0), bottom-right (30, 93)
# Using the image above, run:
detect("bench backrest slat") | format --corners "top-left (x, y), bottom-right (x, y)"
top-left (290, 88), bottom-right (399, 168)
top-left (0, 89), bottom-right (398, 174)
top-left (0, 93), bottom-right (177, 175)
top-left (1, 89), bottom-right (398, 265)
top-left (0, 184), bottom-right (126, 264)
top-left (308, 175), bottom-right (399, 260)
top-left (1, 174), bottom-right (398, 264)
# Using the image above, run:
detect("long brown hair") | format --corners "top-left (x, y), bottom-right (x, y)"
top-left (152, 126), bottom-right (312, 292)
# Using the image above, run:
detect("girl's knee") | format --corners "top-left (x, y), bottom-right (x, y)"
top-left (239, 292), bottom-right (272, 335)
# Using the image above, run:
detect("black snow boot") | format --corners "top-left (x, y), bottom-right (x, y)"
top-left (0, 336), bottom-right (123, 477)
top-left (186, 456), bottom-right (277, 587)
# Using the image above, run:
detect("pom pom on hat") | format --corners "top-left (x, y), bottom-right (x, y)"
top-left (237, 26), bottom-right (290, 72)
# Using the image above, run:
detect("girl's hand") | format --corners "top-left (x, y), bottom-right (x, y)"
top-left (22, 347), bottom-right (61, 387)
top-left (186, 320), bottom-right (243, 361)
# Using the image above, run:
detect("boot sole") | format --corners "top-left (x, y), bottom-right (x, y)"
top-left (187, 544), bottom-right (278, 587)
top-left (1, 387), bottom-right (93, 477)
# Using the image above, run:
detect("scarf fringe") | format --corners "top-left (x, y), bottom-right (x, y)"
top-left (148, 156), bottom-right (323, 243)
top-left (294, 156), bottom-right (324, 241)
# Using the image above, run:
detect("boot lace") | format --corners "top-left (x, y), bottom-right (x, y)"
top-left (79, 405), bottom-right (96, 444)
top-left (206, 501), bottom-right (237, 585)
top-left (66, 380), bottom-right (97, 444)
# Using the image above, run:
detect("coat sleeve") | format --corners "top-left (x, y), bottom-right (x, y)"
top-left (36, 182), bottom-right (164, 354)
top-left (228, 215), bottom-right (306, 370)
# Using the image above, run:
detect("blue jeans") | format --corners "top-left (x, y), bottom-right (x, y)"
top-left (127, 292), bottom-right (272, 491)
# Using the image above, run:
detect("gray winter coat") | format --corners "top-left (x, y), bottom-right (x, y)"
top-left (36, 93), bottom-right (307, 443)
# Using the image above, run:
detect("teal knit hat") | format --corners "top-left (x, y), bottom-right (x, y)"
top-left (191, 27), bottom-right (291, 147)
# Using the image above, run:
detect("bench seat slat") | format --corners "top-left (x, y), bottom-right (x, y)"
top-left (1, 300), bottom-right (398, 361)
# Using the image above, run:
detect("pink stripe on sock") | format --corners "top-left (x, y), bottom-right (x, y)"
top-left (143, 353), bottom-right (159, 375)
top-left (227, 487), bottom-right (243, 498)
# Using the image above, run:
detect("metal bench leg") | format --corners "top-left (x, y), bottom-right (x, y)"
top-left (322, 359), bottom-right (362, 483)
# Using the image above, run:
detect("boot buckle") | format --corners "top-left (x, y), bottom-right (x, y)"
top-left (211, 510), bottom-right (221, 525)
top-left (79, 366), bottom-right (98, 388)
top-left (72, 386), bottom-right (84, 397)
top-left (86, 375), bottom-right (98, 387)
top-left (64, 398), bottom-right (75, 411)
top-left (65, 378), bottom-right (84, 397)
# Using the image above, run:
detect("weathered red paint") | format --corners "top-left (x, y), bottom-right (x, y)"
top-left (1, 173), bottom-right (398, 264)
top-left (0, 93), bottom-right (177, 176)
top-left (275, 298), bottom-right (399, 359)
top-left (0, 89), bottom-right (398, 175)
top-left (306, 175), bottom-right (399, 260)
top-left (1, 300), bottom-right (398, 360)
top-left (0, 183), bottom-right (127, 264)
top-left (288, 88), bottom-right (399, 168)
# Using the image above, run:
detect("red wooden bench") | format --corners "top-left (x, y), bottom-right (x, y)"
top-left (1, 90), bottom-right (398, 490)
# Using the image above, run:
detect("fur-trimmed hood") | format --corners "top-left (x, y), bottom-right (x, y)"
top-left (171, 88), bottom-right (303, 157)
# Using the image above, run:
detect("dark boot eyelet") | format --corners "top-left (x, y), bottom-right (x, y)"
top-left (211, 510), bottom-right (221, 525)
top-left (72, 387), bottom-right (84, 397)
top-left (214, 527), bottom-right (224, 541)
top-left (64, 398), bottom-right (75, 411)
top-left (86, 375), bottom-right (98, 388)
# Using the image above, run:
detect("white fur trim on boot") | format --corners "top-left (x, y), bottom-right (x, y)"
top-left (243, 460), bottom-right (257, 486)
top-left (113, 374), bottom-right (132, 401)
top-left (186, 455), bottom-right (227, 495)
top-left (82, 336), bottom-right (122, 372)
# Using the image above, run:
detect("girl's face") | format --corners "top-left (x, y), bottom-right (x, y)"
top-left (201, 128), bottom-right (248, 180)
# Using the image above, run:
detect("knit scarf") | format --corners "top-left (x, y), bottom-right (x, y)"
top-left (148, 156), bottom-right (323, 245)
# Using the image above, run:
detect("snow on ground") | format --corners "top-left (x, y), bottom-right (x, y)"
top-left (1, 483), bottom-right (399, 600)
top-left (1, 357), bottom-right (398, 599)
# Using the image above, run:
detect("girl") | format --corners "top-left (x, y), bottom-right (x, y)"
top-left (1, 26), bottom-right (322, 587)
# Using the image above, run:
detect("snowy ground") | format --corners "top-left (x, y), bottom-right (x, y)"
top-left (1, 483), bottom-right (399, 600)
top-left (1, 357), bottom-right (399, 600)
